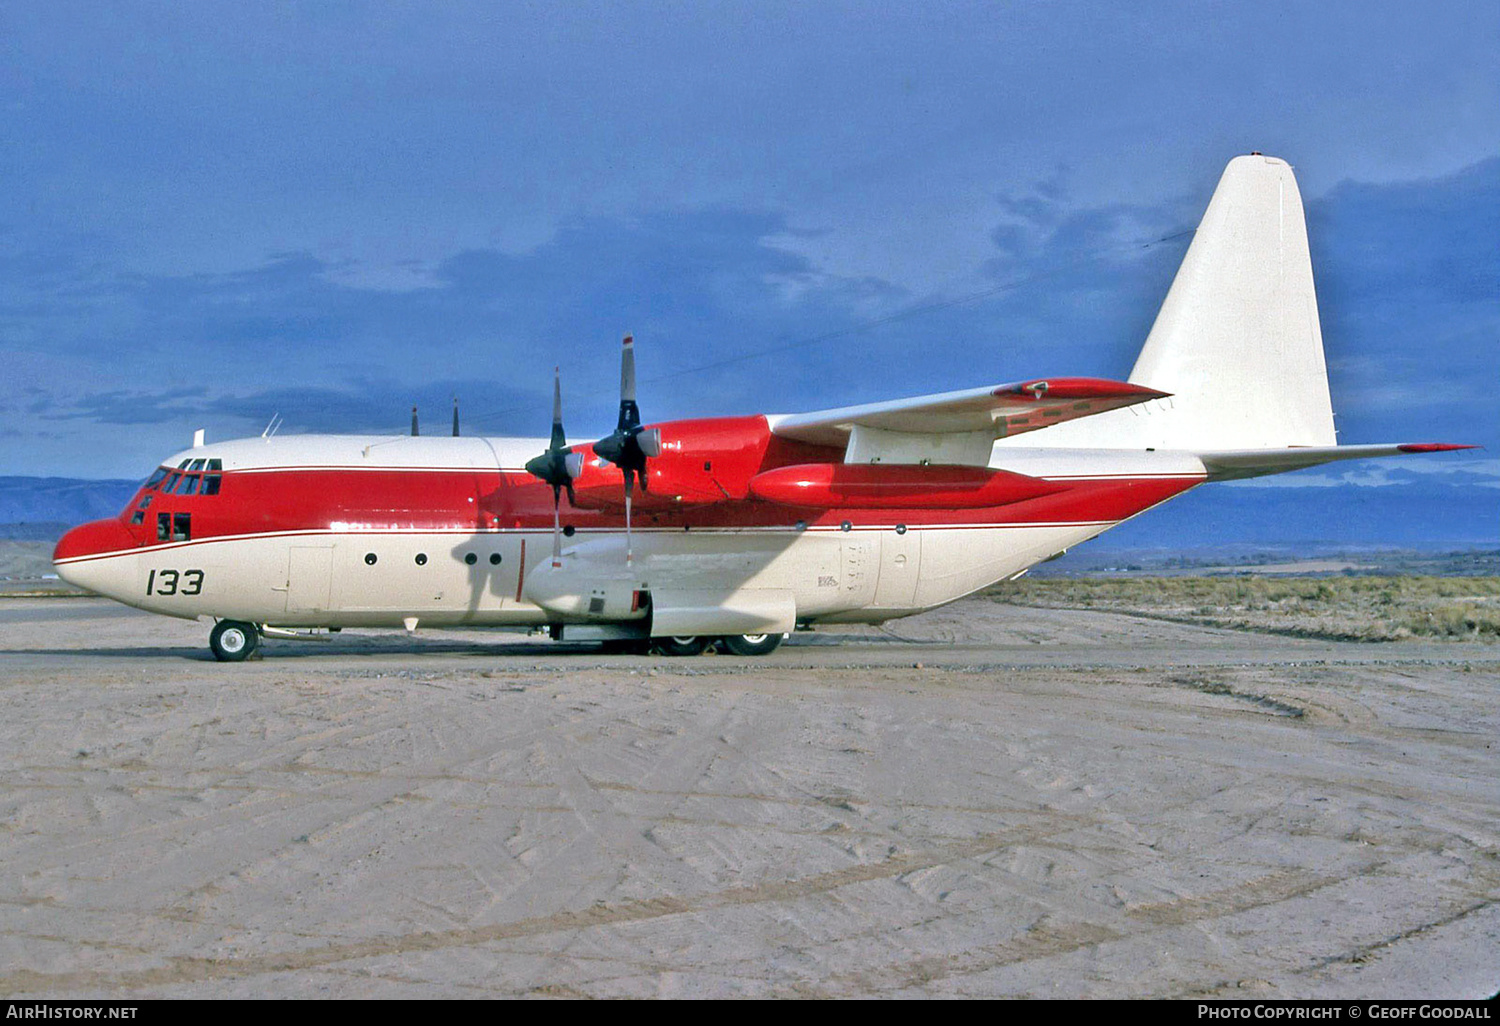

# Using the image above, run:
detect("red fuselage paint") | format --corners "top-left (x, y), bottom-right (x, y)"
top-left (53, 414), bottom-right (1204, 565)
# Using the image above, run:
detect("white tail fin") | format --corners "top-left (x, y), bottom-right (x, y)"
top-left (1001, 154), bottom-right (1337, 451)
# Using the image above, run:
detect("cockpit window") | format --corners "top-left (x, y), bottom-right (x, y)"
top-left (159, 512), bottom-right (191, 541)
top-left (188, 458), bottom-right (206, 472)
top-left (145, 468), bottom-right (169, 490)
top-left (202, 474), bottom-right (221, 495)
top-left (163, 472), bottom-right (181, 493)
top-left (177, 474), bottom-right (200, 496)
top-left (178, 460), bottom-right (192, 469)
top-left (207, 459), bottom-right (222, 472)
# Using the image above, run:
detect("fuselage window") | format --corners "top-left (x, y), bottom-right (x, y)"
top-left (172, 513), bottom-right (191, 542)
top-left (202, 475), bottom-right (221, 495)
top-left (157, 512), bottom-right (171, 541)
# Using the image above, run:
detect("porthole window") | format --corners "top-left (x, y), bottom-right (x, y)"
top-left (489, 553), bottom-right (502, 565)
top-left (562, 525), bottom-right (575, 537)
top-left (795, 520), bottom-right (807, 532)
top-left (896, 524), bottom-right (907, 535)
top-left (464, 552), bottom-right (477, 565)
top-left (415, 553), bottom-right (428, 566)
top-left (840, 520), bottom-right (852, 533)
top-left (364, 553), bottom-right (377, 565)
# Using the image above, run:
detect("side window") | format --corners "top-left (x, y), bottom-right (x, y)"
top-left (157, 512), bottom-right (171, 541)
top-left (172, 513), bottom-right (191, 542)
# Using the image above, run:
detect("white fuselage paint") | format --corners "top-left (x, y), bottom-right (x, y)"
top-left (54, 439), bottom-right (1207, 630)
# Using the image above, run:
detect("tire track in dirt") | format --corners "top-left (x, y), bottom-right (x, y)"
top-left (0, 818), bottom-right (1096, 994)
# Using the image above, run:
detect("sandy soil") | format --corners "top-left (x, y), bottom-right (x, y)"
top-left (0, 598), bottom-right (1496, 998)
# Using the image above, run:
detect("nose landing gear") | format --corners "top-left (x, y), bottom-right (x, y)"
top-left (209, 620), bottom-right (261, 662)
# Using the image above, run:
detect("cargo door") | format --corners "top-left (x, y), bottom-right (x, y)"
top-left (286, 546), bottom-right (333, 614)
top-left (874, 530), bottom-right (922, 608)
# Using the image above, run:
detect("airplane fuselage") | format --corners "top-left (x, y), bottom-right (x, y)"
top-left (53, 418), bottom-right (1206, 634)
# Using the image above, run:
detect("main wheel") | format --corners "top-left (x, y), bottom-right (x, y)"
top-left (718, 633), bottom-right (784, 657)
top-left (210, 620), bottom-right (260, 662)
top-left (653, 636), bottom-right (709, 657)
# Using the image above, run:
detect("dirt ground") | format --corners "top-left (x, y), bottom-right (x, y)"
top-left (0, 597), bottom-right (1496, 998)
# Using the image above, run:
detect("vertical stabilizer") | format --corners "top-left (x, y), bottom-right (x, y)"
top-left (998, 154), bottom-right (1337, 451)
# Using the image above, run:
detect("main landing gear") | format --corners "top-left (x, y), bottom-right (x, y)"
top-left (209, 620), bottom-right (261, 662)
top-left (649, 634), bottom-right (785, 657)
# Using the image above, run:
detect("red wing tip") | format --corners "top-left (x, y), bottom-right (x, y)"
top-left (999, 378), bottom-right (1171, 401)
top-left (1396, 443), bottom-right (1480, 453)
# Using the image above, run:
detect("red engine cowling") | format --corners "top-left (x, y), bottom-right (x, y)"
top-left (568, 415), bottom-right (779, 510)
top-left (747, 463), bottom-right (1065, 509)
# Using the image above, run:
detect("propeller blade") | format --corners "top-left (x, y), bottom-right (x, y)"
top-left (624, 472), bottom-right (634, 566)
top-left (525, 368), bottom-right (581, 569)
top-left (591, 335), bottom-right (654, 564)
top-left (617, 334), bottom-right (640, 433)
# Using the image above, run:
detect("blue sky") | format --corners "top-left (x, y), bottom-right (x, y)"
top-left (2, 0), bottom-right (1497, 541)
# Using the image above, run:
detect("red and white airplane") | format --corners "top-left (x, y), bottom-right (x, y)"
top-left (53, 155), bottom-right (1471, 660)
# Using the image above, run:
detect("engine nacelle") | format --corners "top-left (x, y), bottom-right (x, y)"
top-left (747, 463), bottom-right (1065, 509)
top-left (568, 415), bottom-right (779, 509)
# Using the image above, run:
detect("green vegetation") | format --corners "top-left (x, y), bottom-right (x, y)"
top-left (987, 576), bottom-right (1500, 642)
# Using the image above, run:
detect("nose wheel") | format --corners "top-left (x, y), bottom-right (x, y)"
top-left (210, 620), bottom-right (261, 662)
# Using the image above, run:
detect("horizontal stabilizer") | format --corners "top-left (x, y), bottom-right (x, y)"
top-left (1199, 443), bottom-right (1477, 481)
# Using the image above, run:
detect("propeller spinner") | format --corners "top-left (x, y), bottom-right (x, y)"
top-left (524, 369), bottom-right (584, 566)
top-left (592, 335), bottom-right (661, 564)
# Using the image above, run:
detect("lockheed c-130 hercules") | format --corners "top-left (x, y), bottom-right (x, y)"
top-left (54, 155), bottom-right (1472, 660)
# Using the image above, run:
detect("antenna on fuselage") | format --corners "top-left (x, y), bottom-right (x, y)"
top-left (411, 405), bottom-right (419, 436)
top-left (261, 413), bottom-right (282, 439)
top-left (452, 396), bottom-right (460, 437)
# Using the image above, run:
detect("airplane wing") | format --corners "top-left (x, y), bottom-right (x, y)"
top-left (768, 377), bottom-right (1168, 465)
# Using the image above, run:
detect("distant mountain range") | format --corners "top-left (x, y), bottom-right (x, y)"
top-left (2, 474), bottom-right (1495, 549)
top-left (0, 477), bottom-right (139, 538)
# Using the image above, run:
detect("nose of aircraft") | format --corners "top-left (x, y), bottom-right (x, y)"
top-left (52, 518), bottom-right (140, 590)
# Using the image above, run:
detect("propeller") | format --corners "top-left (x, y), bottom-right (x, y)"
top-left (592, 335), bottom-right (661, 564)
top-left (524, 369), bottom-right (584, 566)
